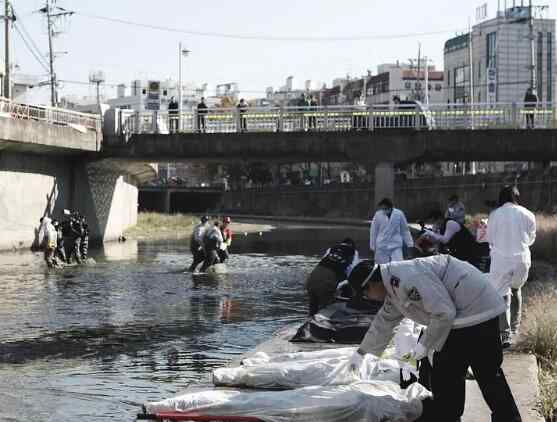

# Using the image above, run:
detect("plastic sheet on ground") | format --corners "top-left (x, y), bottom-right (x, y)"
top-left (144, 381), bottom-right (430, 422)
top-left (214, 352), bottom-right (412, 389)
top-left (290, 300), bottom-right (383, 343)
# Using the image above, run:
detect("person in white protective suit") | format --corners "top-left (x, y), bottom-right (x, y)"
top-left (487, 185), bottom-right (536, 348)
top-left (346, 258), bottom-right (521, 422)
top-left (369, 198), bottom-right (414, 264)
top-left (39, 217), bottom-right (59, 268)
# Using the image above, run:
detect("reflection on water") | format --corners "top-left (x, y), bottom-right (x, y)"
top-left (0, 224), bottom-right (369, 421)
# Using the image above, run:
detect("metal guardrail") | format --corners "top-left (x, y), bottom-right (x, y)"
top-left (117, 102), bottom-right (557, 136)
top-left (0, 97), bottom-right (101, 132)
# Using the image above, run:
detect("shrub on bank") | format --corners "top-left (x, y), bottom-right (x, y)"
top-left (519, 288), bottom-right (557, 422)
top-left (124, 212), bottom-right (198, 240)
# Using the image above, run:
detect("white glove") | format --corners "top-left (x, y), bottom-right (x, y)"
top-left (411, 343), bottom-right (428, 361)
top-left (348, 350), bottom-right (364, 374)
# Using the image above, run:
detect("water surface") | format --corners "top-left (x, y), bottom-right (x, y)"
top-left (0, 224), bottom-right (369, 421)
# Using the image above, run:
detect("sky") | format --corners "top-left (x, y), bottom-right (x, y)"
top-left (11, 0), bottom-right (557, 104)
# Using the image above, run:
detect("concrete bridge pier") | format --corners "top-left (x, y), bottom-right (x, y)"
top-left (374, 162), bottom-right (395, 205)
top-left (163, 190), bottom-right (172, 213)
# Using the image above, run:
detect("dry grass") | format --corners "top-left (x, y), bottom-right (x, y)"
top-left (519, 289), bottom-right (557, 422)
top-left (531, 214), bottom-right (557, 263)
top-left (124, 212), bottom-right (198, 240)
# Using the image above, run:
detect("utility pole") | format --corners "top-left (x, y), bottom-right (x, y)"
top-left (528, 0), bottom-right (536, 92)
top-left (4, 0), bottom-right (11, 99)
top-left (39, 0), bottom-right (73, 107)
top-left (46, 0), bottom-right (55, 106)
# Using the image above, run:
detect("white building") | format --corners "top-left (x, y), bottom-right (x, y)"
top-left (106, 79), bottom-right (208, 112)
top-left (366, 63), bottom-right (445, 105)
top-left (444, 5), bottom-right (555, 104)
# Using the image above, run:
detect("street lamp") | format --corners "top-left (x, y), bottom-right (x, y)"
top-left (178, 42), bottom-right (190, 131)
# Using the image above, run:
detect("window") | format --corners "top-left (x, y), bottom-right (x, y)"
top-left (537, 32), bottom-right (543, 101)
top-left (404, 82), bottom-right (411, 89)
top-left (548, 33), bottom-right (553, 102)
top-left (447, 70), bottom-right (451, 87)
top-left (454, 66), bottom-right (468, 103)
top-left (435, 84), bottom-right (442, 91)
top-left (486, 32), bottom-right (497, 68)
top-left (415, 82), bottom-right (422, 89)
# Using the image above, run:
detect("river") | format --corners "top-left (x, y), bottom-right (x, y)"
top-left (0, 223), bottom-right (369, 421)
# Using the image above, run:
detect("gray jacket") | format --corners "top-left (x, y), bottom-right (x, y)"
top-left (359, 255), bottom-right (506, 356)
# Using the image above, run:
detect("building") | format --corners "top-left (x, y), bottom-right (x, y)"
top-left (444, 5), bottom-right (555, 104)
top-left (265, 76), bottom-right (322, 107)
top-left (106, 79), bottom-right (208, 112)
top-left (320, 64), bottom-right (444, 106)
top-left (366, 63), bottom-right (444, 105)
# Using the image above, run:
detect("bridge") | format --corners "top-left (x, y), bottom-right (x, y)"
top-left (0, 97), bottom-right (155, 250)
top-left (3, 98), bottom-right (557, 249)
top-left (103, 103), bottom-right (557, 203)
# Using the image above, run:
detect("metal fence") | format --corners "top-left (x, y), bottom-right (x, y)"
top-left (0, 97), bottom-right (101, 132)
top-left (118, 102), bottom-right (557, 136)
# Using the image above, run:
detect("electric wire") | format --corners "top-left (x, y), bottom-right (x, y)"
top-left (14, 24), bottom-right (50, 73)
top-left (75, 11), bottom-right (465, 43)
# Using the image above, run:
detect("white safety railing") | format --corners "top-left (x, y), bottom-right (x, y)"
top-left (0, 97), bottom-right (101, 132)
top-left (117, 103), bottom-right (557, 136)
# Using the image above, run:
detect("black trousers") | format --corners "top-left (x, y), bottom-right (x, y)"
top-left (420, 317), bottom-right (521, 422)
top-left (217, 248), bottom-right (229, 263)
top-left (188, 243), bottom-right (206, 272)
top-left (200, 248), bottom-right (219, 272)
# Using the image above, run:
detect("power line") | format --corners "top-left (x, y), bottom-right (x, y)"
top-left (12, 10), bottom-right (49, 69)
top-left (75, 11), bottom-right (465, 43)
top-left (14, 24), bottom-right (50, 72)
top-left (57, 78), bottom-right (534, 98)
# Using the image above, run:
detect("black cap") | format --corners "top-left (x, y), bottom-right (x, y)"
top-left (348, 259), bottom-right (378, 296)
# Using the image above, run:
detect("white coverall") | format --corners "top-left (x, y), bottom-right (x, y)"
top-left (487, 202), bottom-right (536, 337)
top-left (369, 208), bottom-right (413, 264)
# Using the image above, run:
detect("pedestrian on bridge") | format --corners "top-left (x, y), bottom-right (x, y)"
top-left (308, 95), bottom-right (318, 130)
top-left (347, 257), bottom-right (522, 422)
top-left (369, 198), bottom-right (414, 264)
top-left (523, 88), bottom-right (538, 129)
top-left (197, 97), bottom-right (208, 133)
top-left (168, 96), bottom-right (179, 133)
top-left (237, 99), bottom-right (248, 132)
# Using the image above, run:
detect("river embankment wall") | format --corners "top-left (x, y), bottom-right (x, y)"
top-left (0, 152), bottom-right (139, 251)
top-left (221, 169), bottom-right (557, 221)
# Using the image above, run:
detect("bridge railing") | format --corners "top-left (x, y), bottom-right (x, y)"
top-left (0, 97), bottom-right (101, 132)
top-left (117, 102), bottom-right (557, 135)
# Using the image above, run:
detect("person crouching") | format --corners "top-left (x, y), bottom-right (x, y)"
top-left (305, 238), bottom-right (359, 316)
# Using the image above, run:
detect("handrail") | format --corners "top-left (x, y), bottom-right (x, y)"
top-left (0, 97), bottom-right (101, 132)
top-left (117, 102), bottom-right (557, 136)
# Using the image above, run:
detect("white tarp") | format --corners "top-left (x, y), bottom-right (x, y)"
top-left (216, 351), bottom-right (412, 390)
top-left (145, 381), bottom-right (430, 422)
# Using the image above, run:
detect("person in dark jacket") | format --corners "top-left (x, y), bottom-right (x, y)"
top-left (523, 88), bottom-right (538, 129)
top-left (52, 219), bottom-right (67, 264)
top-left (79, 216), bottom-right (89, 260)
top-left (423, 210), bottom-right (486, 271)
top-left (237, 98), bottom-right (248, 132)
top-left (168, 96), bottom-right (179, 133)
top-left (197, 97), bottom-right (208, 133)
top-left (305, 238), bottom-right (360, 315)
